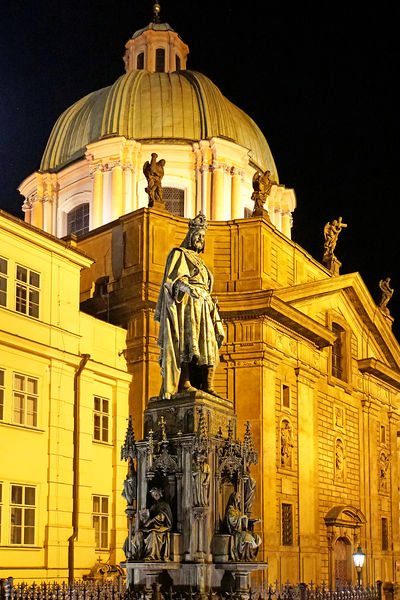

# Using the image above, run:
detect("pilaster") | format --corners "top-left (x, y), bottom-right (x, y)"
top-left (295, 365), bottom-right (320, 582)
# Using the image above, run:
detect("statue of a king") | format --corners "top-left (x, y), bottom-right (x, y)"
top-left (154, 213), bottom-right (225, 399)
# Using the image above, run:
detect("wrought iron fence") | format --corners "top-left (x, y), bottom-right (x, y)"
top-left (0, 579), bottom-right (383, 600)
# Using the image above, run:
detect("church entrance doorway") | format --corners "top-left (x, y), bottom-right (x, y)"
top-left (334, 537), bottom-right (352, 587)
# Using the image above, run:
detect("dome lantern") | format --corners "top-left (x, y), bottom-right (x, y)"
top-left (123, 8), bottom-right (189, 74)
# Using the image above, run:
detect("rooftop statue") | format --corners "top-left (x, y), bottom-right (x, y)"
top-left (155, 213), bottom-right (225, 398)
top-left (378, 277), bottom-right (394, 316)
top-left (322, 216), bottom-right (347, 274)
top-left (143, 153), bottom-right (166, 208)
top-left (251, 169), bottom-right (276, 217)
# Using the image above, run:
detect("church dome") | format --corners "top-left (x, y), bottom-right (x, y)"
top-left (40, 69), bottom-right (278, 178)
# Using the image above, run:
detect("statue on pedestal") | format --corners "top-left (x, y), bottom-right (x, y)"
top-left (130, 487), bottom-right (173, 561)
top-left (143, 153), bottom-right (166, 208)
top-left (322, 217), bottom-right (347, 274)
top-left (154, 212), bottom-right (225, 399)
top-left (378, 277), bottom-right (394, 316)
top-left (251, 169), bottom-right (276, 217)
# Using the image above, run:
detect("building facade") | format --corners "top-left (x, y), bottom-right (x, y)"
top-left (1, 12), bottom-right (400, 588)
top-left (0, 211), bottom-right (131, 581)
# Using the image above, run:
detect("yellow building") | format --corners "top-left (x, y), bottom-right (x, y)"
top-left (0, 210), bottom-right (131, 581)
top-left (1, 11), bottom-right (400, 589)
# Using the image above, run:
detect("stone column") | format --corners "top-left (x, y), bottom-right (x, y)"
top-left (281, 210), bottom-right (292, 238)
top-left (43, 196), bottom-right (53, 233)
top-left (200, 164), bottom-right (211, 217)
top-left (212, 162), bottom-right (225, 221)
top-left (32, 198), bottom-right (43, 229)
top-left (102, 166), bottom-right (112, 223)
top-left (111, 162), bottom-right (123, 221)
top-left (124, 165), bottom-right (134, 215)
top-left (295, 366), bottom-right (319, 582)
top-left (231, 167), bottom-right (242, 220)
top-left (92, 165), bottom-right (103, 229)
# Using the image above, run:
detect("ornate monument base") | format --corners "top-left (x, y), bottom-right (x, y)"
top-left (121, 559), bottom-right (267, 595)
top-left (120, 391), bottom-right (267, 597)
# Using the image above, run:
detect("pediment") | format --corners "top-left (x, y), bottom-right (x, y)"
top-left (275, 272), bottom-right (400, 372)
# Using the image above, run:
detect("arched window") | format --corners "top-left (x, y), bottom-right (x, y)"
top-left (332, 323), bottom-right (345, 380)
top-left (137, 52), bottom-right (144, 70)
top-left (67, 203), bottom-right (89, 236)
top-left (155, 48), bottom-right (165, 72)
top-left (175, 55), bottom-right (181, 71)
top-left (163, 187), bottom-right (184, 217)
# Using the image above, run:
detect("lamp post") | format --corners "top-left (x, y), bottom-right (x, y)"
top-left (352, 545), bottom-right (365, 586)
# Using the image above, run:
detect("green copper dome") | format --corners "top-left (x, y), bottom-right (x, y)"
top-left (40, 70), bottom-right (278, 178)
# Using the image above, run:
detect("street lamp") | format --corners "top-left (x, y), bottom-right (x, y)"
top-left (352, 545), bottom-right (366, 586)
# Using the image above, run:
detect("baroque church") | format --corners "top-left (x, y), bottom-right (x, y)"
top-left (1, 7), bottom-right (400, 589)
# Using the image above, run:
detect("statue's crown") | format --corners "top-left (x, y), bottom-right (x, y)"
top-left (189, 212), bottom-right (208, 232)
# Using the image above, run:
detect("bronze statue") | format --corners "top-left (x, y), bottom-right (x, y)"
top-left (251, 169), bottom-right (276, 217)
top-left (322, 217), bottom-right (347, 266)
top-left (122, 458), bottom-right (137, 506)
top-left (154, 212), bottom-right (225, 399)
top-left (224, 492), bottom-right (261, 561)
top-left (143, 153), bottom-right (166, 207)
top-left (192, 455), bottom-right (211, 507)
top-left (130, 487), bottom-right (172, 561)
top-left (378, 277), bottom-right (394, 316)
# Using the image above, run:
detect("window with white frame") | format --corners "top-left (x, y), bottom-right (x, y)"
top-left (12, 373), bottom-right (38, 427)
top-left (92, 495), bottom-right (109, 550)
top-left (15, 265), bottom-right (40, 318)
top-left (10, 484), bottom-right (36, 545)
top-left (0, 368), bottom-right (4, 421)
top-left (94, 396), bottom-right (109, 442)
top-left (0, 257), bottom-right (7, 307)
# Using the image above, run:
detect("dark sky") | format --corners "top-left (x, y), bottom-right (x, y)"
top-left (1, 2), bottom-right (399, 338)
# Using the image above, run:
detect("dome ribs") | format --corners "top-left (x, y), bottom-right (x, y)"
top-left (39, 71), bottom-right (277, 176)
top-left (180, 71), bottom-right (208, 139)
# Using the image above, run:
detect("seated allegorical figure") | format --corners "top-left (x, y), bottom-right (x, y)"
top-left (130, 487), bottom-right (173, 561)
top-left (224, 492), bottom-right (261, 561)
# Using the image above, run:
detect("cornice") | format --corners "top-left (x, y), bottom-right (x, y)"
top-left (219, 290), bottom-right (336, 350)
top-left (276, 273), bottom-right (400, 370)
top-left (358, 357), bottom-right (400, 391)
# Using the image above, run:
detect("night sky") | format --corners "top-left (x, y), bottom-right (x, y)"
top-left (1, 2), bottom-right (399, 338)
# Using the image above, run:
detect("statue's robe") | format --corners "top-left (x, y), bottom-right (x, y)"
top-left (155, 246), bottom-right (224, 398)
top-left (225, 499), bottom-right (261, 561)
top-left (131, 499), bottom-right (173, 561)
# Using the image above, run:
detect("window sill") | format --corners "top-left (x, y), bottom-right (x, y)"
top-left (0, 304), bottom-right (40, 322)
top-left (1, 545), bottom-right (42, 550)
top-left (0, 421), bottom-right (43, 433)
top-left (328, 373), bottom-right (352, 394)
top-left (93, 439), bottom-right (113, 447)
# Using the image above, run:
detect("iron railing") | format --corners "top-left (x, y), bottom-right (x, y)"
top-left (0, 579), bottom-right (384, 600)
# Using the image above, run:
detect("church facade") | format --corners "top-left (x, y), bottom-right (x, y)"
top-left (1, 12), bottom-right (400, 588)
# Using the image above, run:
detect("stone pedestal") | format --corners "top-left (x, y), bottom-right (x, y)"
top-left (120, 391), bottom-right (266, 597)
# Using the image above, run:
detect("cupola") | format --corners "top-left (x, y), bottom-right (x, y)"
top-left (123, 3), bottom-right (189, 74)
